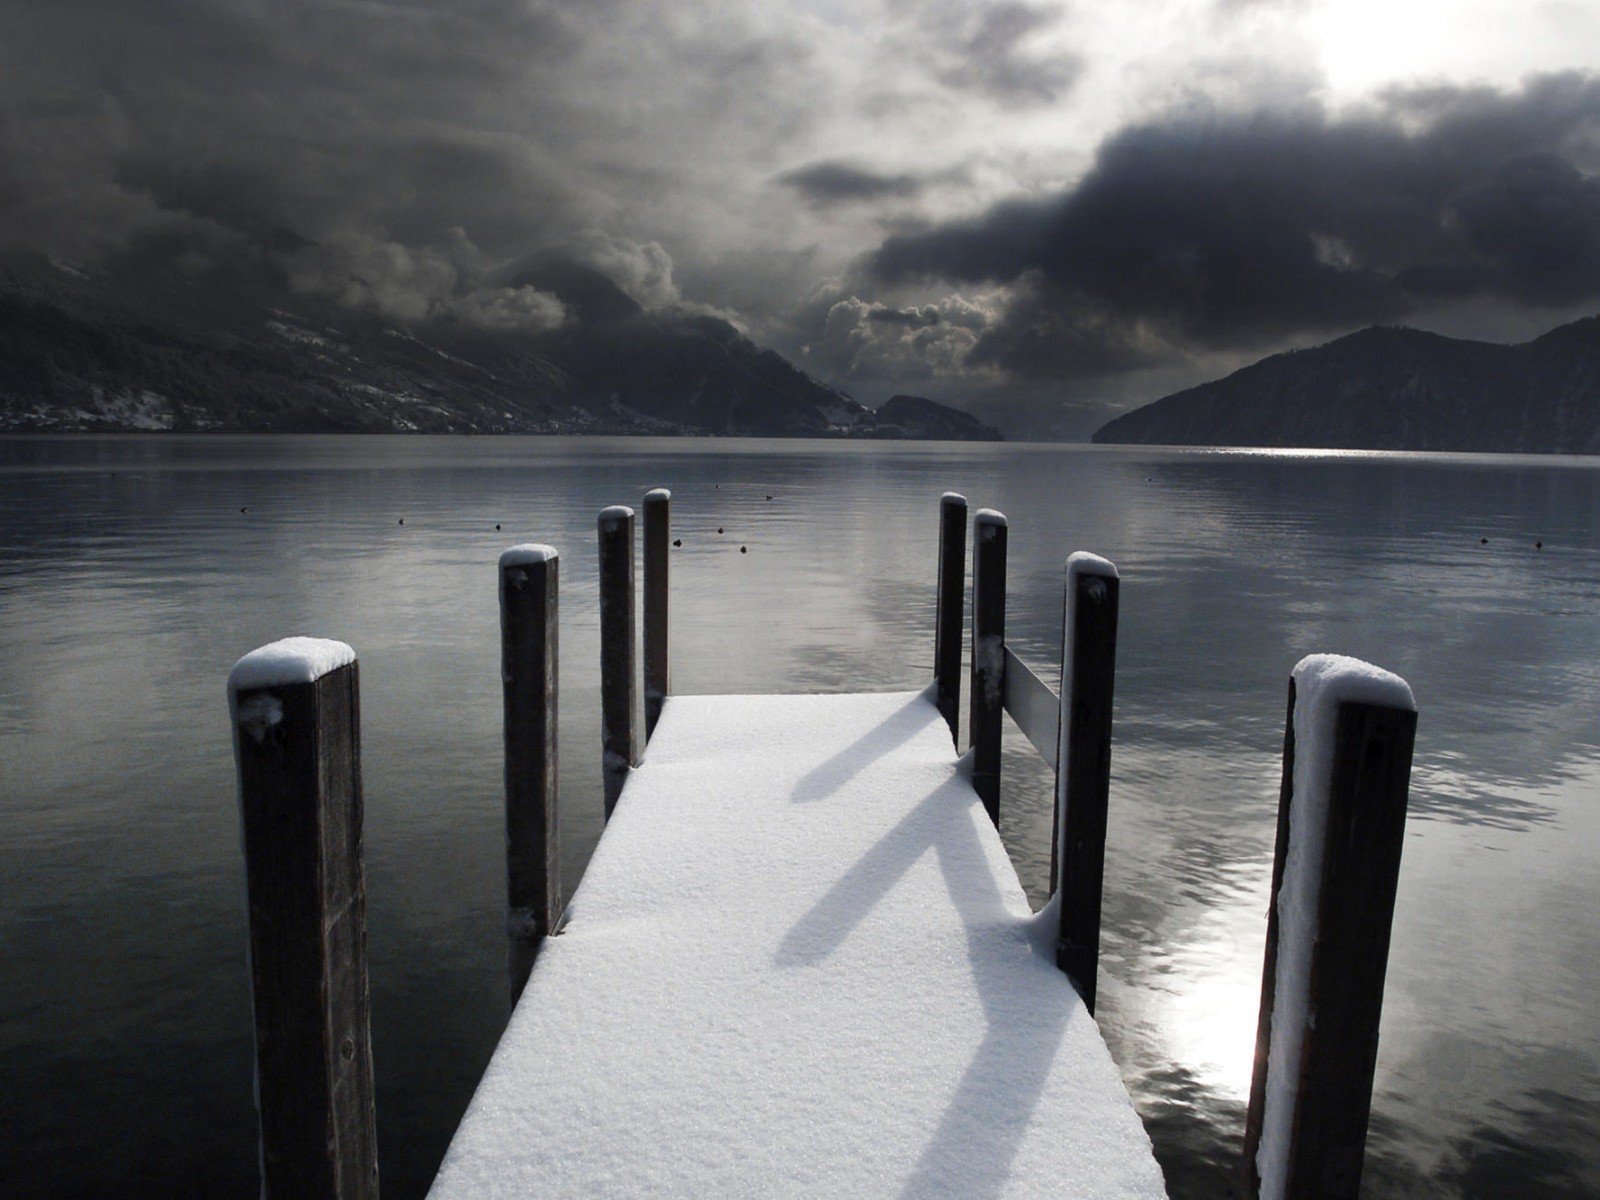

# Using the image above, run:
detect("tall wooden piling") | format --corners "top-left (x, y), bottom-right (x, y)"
top-left (500, 546), bottom-right (560, 1000)
top-left (643, 488), bottom-right (671, 741)
top-left (1243, 657), bottom-right (1417, 1200)
top-left (229, 638), bottom-right (378, 1200)
top-left (599, 505), bottom-right (638, 818)
top-left (969, 509), bottom-right (1007, 824)
top-left (933, 492), bottom-right (967, 747)
top-left (1053, 553), bottom-right (1119, 1015)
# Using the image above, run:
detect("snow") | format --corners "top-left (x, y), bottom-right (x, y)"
top-left (227, 637), bottom-right (356, 695)
top-left (1255, 654), bottom-right (1415, 1200)
top-left (820, 402), bottom-right (861, 428)
top-left (59, 386), bottom-right (177, 430)
top-left (1065, 550), bottom-right (1119, 582)
top-left (498, 544), bottom-right (557, 568)
top-left (974, 506), bottom-right (1009, 529)
top-left (598, 504), bottom-right (634, 532)
top-left (265, 318), bottom-right (337, 349)
top-left (644, 487), bottom-right (671, 502)
top-left (429, 690), bottom-right (1164, 1199)
top-left (48, 254), bottom-right (89, 279)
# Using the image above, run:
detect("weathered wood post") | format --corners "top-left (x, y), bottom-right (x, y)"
top-left (969, 508), bottom-right (1006, 824)
top-left (1242, 655), bottom-right (1417, 1200)
top-left (499, 545), bottom-right (560, 1000)
top-left (643, 488), bottom-right (670, 741)
top-left (598, 505), bottom-right (637, 819)
top-left (1053, 552), bottom-right (1119, 1015)
top-left (933, 491), bottom-right (967, 747)
top-left (228, 637), bottom-right (378, 1200)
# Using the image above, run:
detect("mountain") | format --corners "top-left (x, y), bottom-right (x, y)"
top-left (1092, 317), bottom-right (1600, 453)
top-left (0, 255), bottom-right (998, 440)
top-left (866, 394), bottom-right (1003, 441)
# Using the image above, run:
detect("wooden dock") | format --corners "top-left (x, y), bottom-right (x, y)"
top-left (429, 689), bottom-right (1164, 1197)
top-left (226, 490), bottom-right (1419, 1200)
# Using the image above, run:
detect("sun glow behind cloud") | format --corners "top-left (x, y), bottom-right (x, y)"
top-left (1310, 0), bottom-right (1600, 98)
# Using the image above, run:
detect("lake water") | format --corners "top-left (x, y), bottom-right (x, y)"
top-left (2, 435), bottom-right (1597, 1198)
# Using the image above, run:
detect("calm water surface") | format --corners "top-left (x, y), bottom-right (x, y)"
top-left (2, 435), bottom-right (1597, 1198)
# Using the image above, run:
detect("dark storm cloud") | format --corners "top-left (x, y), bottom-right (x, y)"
top-left (5, 0), bottom-right (1596, 416)
top-left (885, 0), bottom-right (1082, 108)
top-left (866, 304), bottom-right (943, 327)
top-left (941, 2), bottom-right (1081, 106)
top-left (870, 73), bottom-right (1600, 375)
top-left (3, 0), bottom-right (1097, 347)
top-left (0, 0), bottom-right (588, 260)
top-left (776, 161), bottom-right (927, 206)
top-left (0, 0), bottom-right (844, 311)
top-left (1402, 153), bottom-right (1600, 305)
top-left (964, 277), bottom-right (1168, 378)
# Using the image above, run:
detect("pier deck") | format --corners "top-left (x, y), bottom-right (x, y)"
top-left (427, 688), bottom-right (1165, 1199)
top-left (226, 493), bottom-right (1419, 1199)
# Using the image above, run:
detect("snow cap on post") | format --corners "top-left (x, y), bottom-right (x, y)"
top-left (973, 507), bottom-right (1008, 531)
top-left (500, 544), bottom-right (557, 569)
top-left (229, 637), bottom-right (355, 696)
top-left (644, 487), bottom-right (671, 502)
top-left (1290, 653), bottom-right (1415, 715)
top-left (1066, 550), bottom-right (1118, 581)
top-left (228, 637), bottom-right (357, 741)
top-left (598, 504), bottom-right (634, 533)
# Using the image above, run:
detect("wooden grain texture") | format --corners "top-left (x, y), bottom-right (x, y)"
top-left (1242, 678), bottom-right (1298, 1198)
top-left (1243, 689), bottom-right (1417, 1200)
top-left (968, 510), bottom-right (1006, 825)
top-left (233, 662), bottom-right (378, 1200)
top-left (643, 489), bottom-right (670, 741)
top-left (500, 551), bottom-right (560, 1000)
top-left (599, 506), bottom-right (638, 818)
top-left (933, 492), bottom-right (967, 747)
top-left (1054, 568), bottom-right (1118, 1015)
top-left (1002, 646), bottom-right (1059, 771)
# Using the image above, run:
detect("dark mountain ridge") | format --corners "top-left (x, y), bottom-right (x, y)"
top-left (1092, 316), bottom-right (1600, 453)
top-left (871, 393), bottom-right (1003, 441)
top-left (0, 254), bottom-right (1000, 440)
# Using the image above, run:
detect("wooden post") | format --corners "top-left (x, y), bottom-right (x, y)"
top-left (500, 545), bottom-right (560, 1001)
top-left (228, 638), bottom-right (378, 1200)
top-left (643, 488), bottom-right (670, 741)
top-left (969, 508), bottom-right (1006, 824)
top-left (1242, 656), bottom-right (1417, 1200)
top-left (933, 491), bottom-right (967, 747)
top-left (1053, 552), bottom-right (1119, 1015)
top-left (599, 505), bottom-right (637, 819)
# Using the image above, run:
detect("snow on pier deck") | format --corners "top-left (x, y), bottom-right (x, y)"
top-left (428, 689), bottom-right (1166, 1199)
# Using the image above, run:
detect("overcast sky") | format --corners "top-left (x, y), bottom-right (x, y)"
top-left (3, 0), bottom-right (1600, 424)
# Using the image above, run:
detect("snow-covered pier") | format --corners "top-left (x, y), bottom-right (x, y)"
top-left (430, 687), bottom-right (1165, 1198)
top-left (227, 491), bottom-right (1419, 1200)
